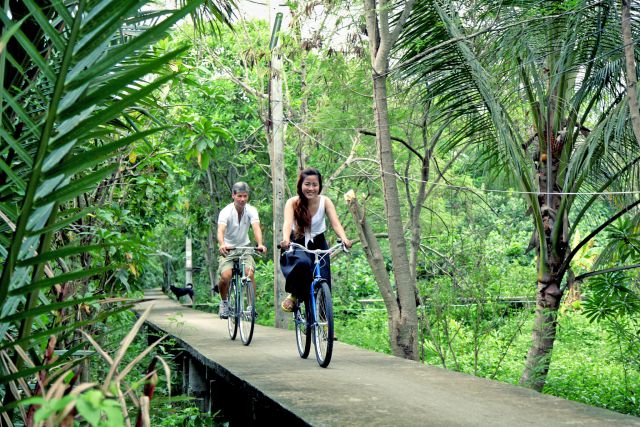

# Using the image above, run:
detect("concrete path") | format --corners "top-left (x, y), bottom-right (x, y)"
top-left (136, 289), bottom-right (640, 426)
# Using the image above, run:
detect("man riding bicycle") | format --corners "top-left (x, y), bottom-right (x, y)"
top-left (217, 182), bottom-right (267, 319)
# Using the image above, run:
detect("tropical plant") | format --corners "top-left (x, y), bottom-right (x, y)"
top-left (398, 0), bottom-right (640, 390)
top-left (0, 0), bottom-right (233, 424)
top-left (17, 306), bottom-right (168, 427)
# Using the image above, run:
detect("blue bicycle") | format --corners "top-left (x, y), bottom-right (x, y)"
top-left (284, 241), bottom-right (348, 368)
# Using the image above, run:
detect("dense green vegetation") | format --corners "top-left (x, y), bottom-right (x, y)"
top-left (2, 0), bottom-right (639, 424)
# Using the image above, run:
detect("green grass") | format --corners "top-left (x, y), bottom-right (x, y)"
top-left (335, 305), bottom-right (640, 417)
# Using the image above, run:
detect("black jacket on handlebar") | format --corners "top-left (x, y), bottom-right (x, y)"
top-left (280, 232), bottom-right (331, 299)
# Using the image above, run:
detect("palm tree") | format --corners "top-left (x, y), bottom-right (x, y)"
top-left (0, 0), bottom-right (233, 423)
top-left (398, 0), bottom-right (640, 391)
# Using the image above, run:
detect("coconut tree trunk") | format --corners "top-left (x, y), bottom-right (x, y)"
top-left (520, 132), bottom-right (567, 391)
top-left (520, 271), bottom-right (563, 390)
top-left (621, 0), bottom-right (640, 148)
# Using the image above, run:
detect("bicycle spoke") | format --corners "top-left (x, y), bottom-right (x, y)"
top-left (313, 281), bottom-right (334, 368)
top-left (227, 278), bottom-right (238, 340)
top-left (239, 279), bottom-right (255, 345)
top-left (295, 298), bottom-right (311, 358)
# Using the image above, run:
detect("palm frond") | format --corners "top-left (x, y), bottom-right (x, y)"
top-left (0, 0), bottom-right (239, 419)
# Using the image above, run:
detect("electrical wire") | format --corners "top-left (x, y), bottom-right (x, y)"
top-left (285, 118), bottom-right (640, 197)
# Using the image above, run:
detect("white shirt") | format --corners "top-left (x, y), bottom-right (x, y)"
top-left (292, 196), bottom-right (327, 246)
top-left (218, 203), bottom-right (259, 247)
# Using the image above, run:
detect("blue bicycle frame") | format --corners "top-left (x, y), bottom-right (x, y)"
top-left (287, 241), bottom-right (347, 367)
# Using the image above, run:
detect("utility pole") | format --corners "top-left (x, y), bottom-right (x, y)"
top-left (185, 236), bottom-right (193, 305)
top-left (269, 11), bottom-right (287, 328)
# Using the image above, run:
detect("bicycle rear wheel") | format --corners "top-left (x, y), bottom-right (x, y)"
top-left (239, 279), bottom-right (255, 345)
top-left (294, 297), bottom-right (311, 358)
top-left (313, 280), bottom-right (334, 367)
top-left (227, 278), bottom-right (238, 340)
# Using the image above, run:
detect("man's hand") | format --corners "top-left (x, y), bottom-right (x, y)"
top-left (256, 244), bottom-right (267, 254)
top-left (342, 238), bottom-right (353, 249)
top-left (219, 245), bottom-right (232, 256)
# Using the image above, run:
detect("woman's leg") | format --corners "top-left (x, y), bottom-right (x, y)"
top-left (310, 233), bottom-right (331, 288)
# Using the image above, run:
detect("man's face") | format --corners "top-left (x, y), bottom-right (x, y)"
top-left (232, 191), bottom-right (249, 209)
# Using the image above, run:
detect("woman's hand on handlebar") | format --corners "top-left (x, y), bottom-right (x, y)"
top-left (279, 240), bottom-right (290, 250)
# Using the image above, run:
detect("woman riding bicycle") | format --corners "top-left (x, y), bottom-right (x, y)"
top-left (279, 168), bottom-right (352, 312)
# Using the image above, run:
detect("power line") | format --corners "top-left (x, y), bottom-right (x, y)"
top-left (286, 118), bottom-right (640, 197)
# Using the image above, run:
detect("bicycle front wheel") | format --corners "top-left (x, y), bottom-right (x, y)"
top-left (239, 279), bottom-right (255, 345)
top-left (295, 297), bottom-right (311, 358)
top-left (227, 278), bottom-right (238, 340)
top-left (313, 280), bottom-right (334, 368)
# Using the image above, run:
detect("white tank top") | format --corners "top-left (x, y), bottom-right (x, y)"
top-left (293, 196), bottom-right (327, 246)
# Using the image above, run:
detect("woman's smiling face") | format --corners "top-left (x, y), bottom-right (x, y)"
top-left (301, 175), bottom-right (320, 199)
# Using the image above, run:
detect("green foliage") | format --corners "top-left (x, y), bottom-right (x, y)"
top-left (26, 390), bottom-right (124, 427)
top-left (0, 1), bottom-right (236, 423)
top-left (4, 0), bottom-right (637, 421)
top-left (582, 272), bottom-right (640, 322)
top-left (253, 259), bottom-right (276, 326)
top-left (336, 309), bottom-right (391, 354)
top-left (152, 404), bottom-right (220, 427)
top-left (545, 312), bottom-right (640, 416)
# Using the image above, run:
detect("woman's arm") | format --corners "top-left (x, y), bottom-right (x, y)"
top-left (324, 197), bottom-right (352, 248)
top-left (280, 197), bottom-right (296, 248)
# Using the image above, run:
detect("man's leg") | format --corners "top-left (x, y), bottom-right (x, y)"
top-left (246, 268), bottom-right (257, 294)
top-left (218, 268), bottom-right (232, 318)
top-left (219, 268), bottom-right (232, 299)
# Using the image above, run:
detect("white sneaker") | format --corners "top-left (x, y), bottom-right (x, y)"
top-left (219, 300), bottom-right (230, 319)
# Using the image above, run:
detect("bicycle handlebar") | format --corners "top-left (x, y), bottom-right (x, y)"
top-left (229, 246), bottom-right (265, 256)
top-left (283, 241), bottom-right (349, 255)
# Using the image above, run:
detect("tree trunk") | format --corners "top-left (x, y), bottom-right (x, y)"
top-left (205, 166), bottom-right (218, 292)
top-left (520, 132), bottom-right (566, 391)
top-left (345, 191), bottom-right (396, 306)
top-left (346, 191), bottom-right (422, 358)
top-left (519, 273), bottom-right (563, 391)
top-left (372, 73), bottom-right (419, 359)
top-left (363, 0), bottom-right (418, 360)
top-left (621, 0), bottom-right (640, 148)
top-left (204, 225), bottom-right (217, 290)
top-left (297, 56), bottom-right (308, 172)
top-left (408, 154), bottom-right (429, 281)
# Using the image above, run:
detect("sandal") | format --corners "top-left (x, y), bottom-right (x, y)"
top-left (281, 294), bottom-right (297, 312)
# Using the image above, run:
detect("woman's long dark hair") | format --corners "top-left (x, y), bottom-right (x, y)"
top-left (293, 168), bottom-right (323, 239)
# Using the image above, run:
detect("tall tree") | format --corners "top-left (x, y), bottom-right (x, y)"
top-left (621, 0), bottom-right (640, 146)
top-left (363, 0), bottom-right (418, 359)
top-left (398, 0), bottom-right (640, 390)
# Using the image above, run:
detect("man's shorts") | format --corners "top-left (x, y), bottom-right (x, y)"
top-left (217, 249), bottom-right (256, 280)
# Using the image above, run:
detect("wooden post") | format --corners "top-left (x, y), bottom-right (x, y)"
top-left (185, 237), bottom-right (193, 305)
top-left (269, 11), bottom-right (287, 329)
